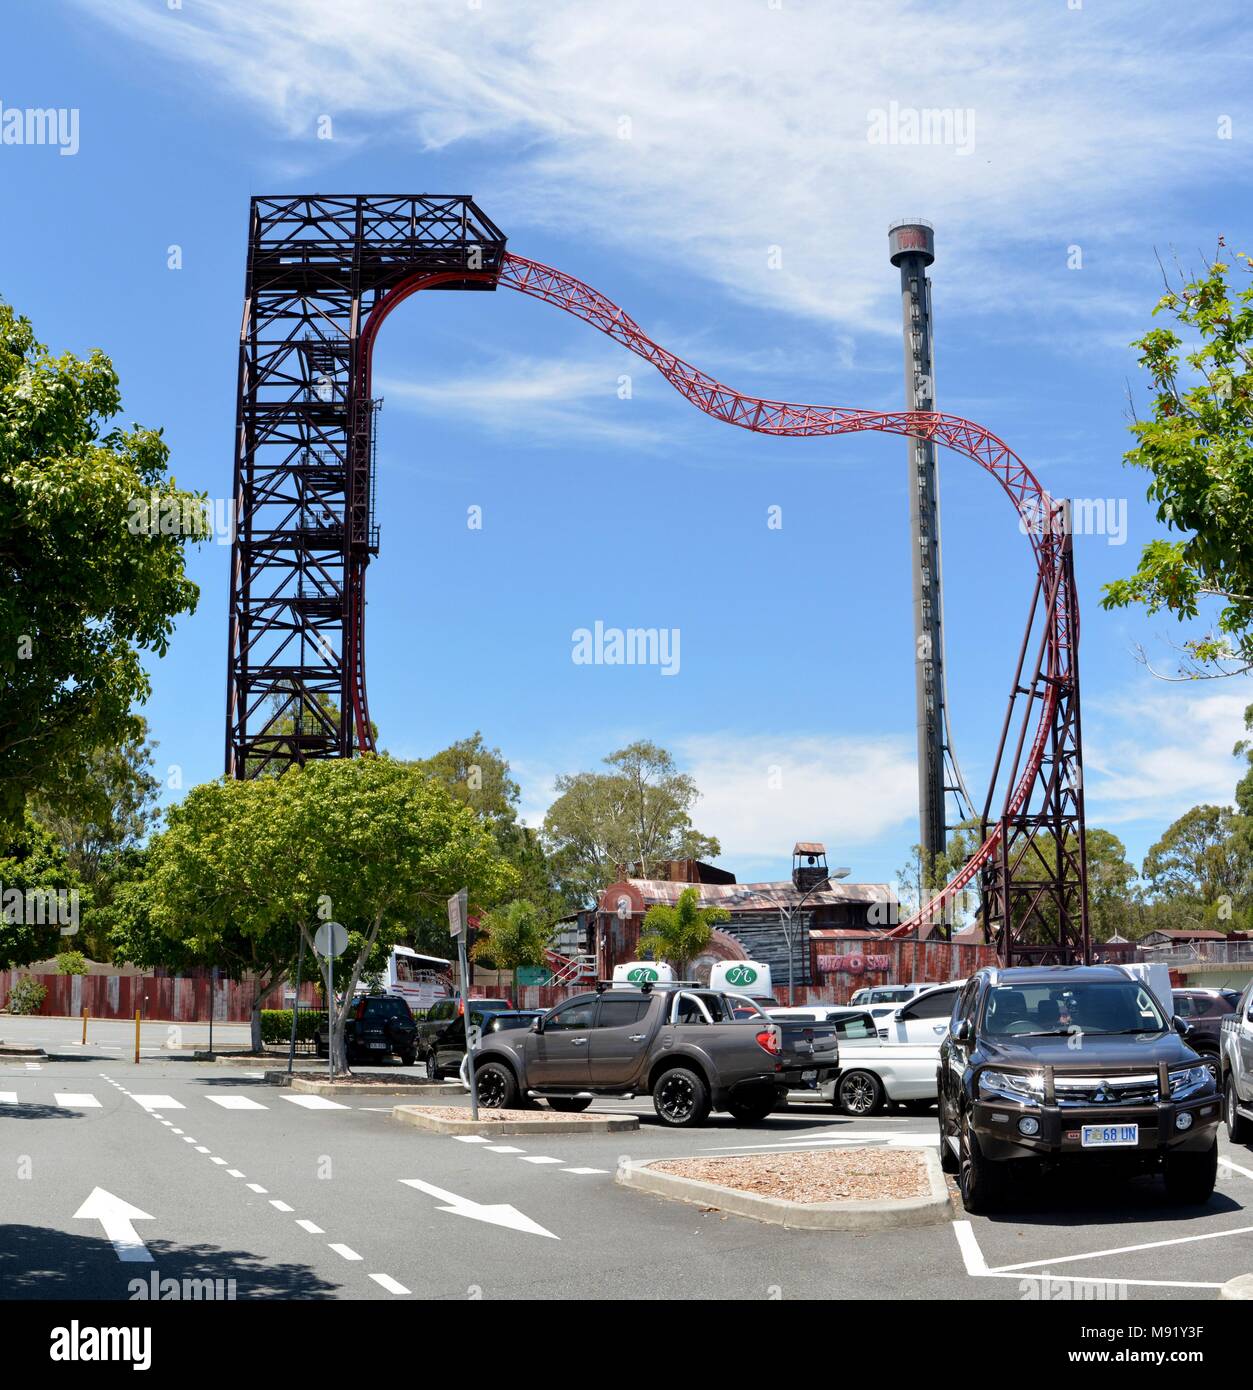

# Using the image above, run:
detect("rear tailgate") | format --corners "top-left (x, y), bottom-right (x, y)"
top-left (777, 1022), bottom-right (840, 1070)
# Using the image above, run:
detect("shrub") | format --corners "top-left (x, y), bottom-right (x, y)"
top-left (260, 1009), bottom-right (325, 1044)
top-left (55, 951), bottom-right (89, 976)
top-left (7, 978), bottom-right (48, 1015)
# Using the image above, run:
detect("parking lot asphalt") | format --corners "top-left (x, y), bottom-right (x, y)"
top-left (3, 1046), bottom-right (1252, 1301)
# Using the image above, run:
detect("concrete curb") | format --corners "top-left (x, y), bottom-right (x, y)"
top-left (0, 1046), bottom-right (48, 1059)
top-left (1220, 1273), bottom-right (1253, 1300)
top-left (615, 1146), bottom-right (952, 1231)
top-left (293, 1077), bottom-right (458, 1098)
top-left (391, 1104), bottom-right (639, 1136)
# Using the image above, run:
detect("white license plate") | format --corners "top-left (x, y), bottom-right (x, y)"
top-left (369, 1041), bottom-right (386, 1049)
top-left (1081, 1124), bottom-right (1138, 1148)
top-left (801, 1069), bottom-right (817, 1082)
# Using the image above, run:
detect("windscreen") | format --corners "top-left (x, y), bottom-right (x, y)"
top-left (983, 981), bottom-right (1167, 1037)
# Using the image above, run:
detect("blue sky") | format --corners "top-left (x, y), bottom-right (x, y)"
top-left (3, 0), bottom-right (1252, 889)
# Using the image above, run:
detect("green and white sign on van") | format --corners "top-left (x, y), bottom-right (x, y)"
top-left (725, 964), bottom-right (759, 987)
top-left (627, 965), bottom-right (660, 983)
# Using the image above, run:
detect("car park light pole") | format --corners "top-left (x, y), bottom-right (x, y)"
top-left (449, 888), bottom-right (479, 1120)
top-left (779, 869), bottom-right (850, 1000)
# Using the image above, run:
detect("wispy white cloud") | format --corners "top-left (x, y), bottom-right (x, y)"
top-left (377, 352), bottom-right (673, 446)
top-left (1084, 684), bottom-right (1249, 833)
top-left (82, 0), bottom-right (1248, 341)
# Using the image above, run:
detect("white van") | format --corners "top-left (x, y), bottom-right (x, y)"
top-left (611, 961), bottom-right (676, 989)
top-left (709, 960), bottom-right (774, 1000)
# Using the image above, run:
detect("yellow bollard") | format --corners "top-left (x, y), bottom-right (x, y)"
top-left (134, 1008), bottom-right (140, 1064)
top-left (81, 1007), bottom-right (88, 1045)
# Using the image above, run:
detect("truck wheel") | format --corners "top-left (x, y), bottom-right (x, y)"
top-left (475, 1061), bottom-right (519, 1110)
top-left (959, 1111), bottom-right (1004, 1214)
top-left (547, 1097), bottom-right (592, 1113)
top-left (836, 1070), bottom-right (884, 1116)
top-left (938, 1097), bottom-right (959, 1174)
top-left (1165, 1139), bottom-right (1218, 1205)
top-left (652, 1066), bottom-right (712, 1127)
top-left (727, 1090), bottom-right (779, 1123)
top-left (424, 1052), bottom-right (441, 1082)
top-left (1227, 1075), bottom-right (1253, 1144)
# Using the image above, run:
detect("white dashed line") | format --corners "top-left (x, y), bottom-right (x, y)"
top-left (246, 1183), bottom-right (268, 1193)
top-left (54, 1094), bottom-right (101, 1108)
top-left (485, 1145), bottom-right (525, 1154)
top-left (206, 1095), bottom-right (268, 1111)
top-left (369, 1273), bottom-right (410, 1295)
top-left (452, 1135), bottom-right (492, 1144)
top-left (195, 1146), bottom-right (210, 1154)
top-left (519, 1156), bottom-right (563, 1165)
top-left (270, 1200), bottom-right (294, 1213)
top-left (281, 1095), bottom-right (349, 1111)
top-left (561, 1167), bottom-right (609, 1175)
top-left (210, 1157), bottom-right (228, 1165)
top-left (226, 1169), bottom-right (246, 1178)
top-left (296, 1219), bottom-right (324, 1234)
top-left (328, 1243), bottom-right (362, 1261)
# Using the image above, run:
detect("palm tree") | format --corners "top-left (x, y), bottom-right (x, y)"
top-left (470, 899), bottom-right (554, 998)
top-left (636, 886), bottom-right (730, 979)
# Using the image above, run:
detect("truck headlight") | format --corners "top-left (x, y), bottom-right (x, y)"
top-left (1168, 1065), bottom-right (1213, 1101)
top-left (978, 1069), bottom-right (1044, 1104)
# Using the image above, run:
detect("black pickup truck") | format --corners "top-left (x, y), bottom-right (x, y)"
top-left (472, 983), bottom-right (839, 1126)
top-left (939, 965), bottom-right (1221, 1212)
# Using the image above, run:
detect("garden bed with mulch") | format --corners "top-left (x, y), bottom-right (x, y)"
top-left (617, 1146), bottom-right (950, 1230)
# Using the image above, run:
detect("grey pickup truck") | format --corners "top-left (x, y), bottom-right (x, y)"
top-left (472, 983), bottom-right (840, 1126)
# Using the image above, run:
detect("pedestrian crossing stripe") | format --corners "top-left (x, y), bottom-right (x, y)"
top-left (130, 1095), bottom-right (184, 1111)
top-left (206, 1095), bottom-right (268, 1110)
top-left (54, 1093), bottom-right (101, 1108)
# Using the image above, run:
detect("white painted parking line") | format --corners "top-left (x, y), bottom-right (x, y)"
top-left (270, 1201), bottom-right (294, 1213)
top-left (370, 1273), bottom-right (410, 1295)
top-left (246, 1183), bottom-right (268, 1193)
top-left (54, 1094), bottom-right (102, 1108)
top-left (210, 1157), bottom-right (227, 1165)
top-left (562, 1167), bottom-right (609, 1175)
top-left (281, 1095), bottom-right (350, 1110)
top-left (226, 1169), bottom-right (245, 1178)
top-left (25, 1063), bottom-right (40, 1070)
top-left (993, 1222), bottom-right (1253, 1273)
top-left (0, 1093), bottom-right (17, 1104)
top-left (952, 1217), bottom-right (1226, 1292)
top-left (182, 1137), bottom-right (198, 1144)
top-left (130, 1095), bottom-right (184, 1111)
top-left (485, 1145), bottom-right (525, 1154)
top-left (519, 1156), bottom-right (564, 1165)
top-left (195, 1146), bottom-right (210, 1154)
top-left (296, 1219), bottom-right (324, 1234)
top-left (328, 1243), bottom-right (362, 1261)
top-left (452, 1135), bottom-right (492, 1144)
top-left (206, 1095), bottom-right (268, 1111)
top-left (1220, 1156), bottom-right (1253, 1181)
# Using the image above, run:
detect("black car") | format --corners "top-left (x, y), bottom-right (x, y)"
top-left (938, 965), bottom-right (1221, 1213)
top-left (417, 996), bottom-right (516, 1080)
top-left (316, 994), bottom-right (417, 1065)
top-left (1172, 988), bottom-right (1242, 1065)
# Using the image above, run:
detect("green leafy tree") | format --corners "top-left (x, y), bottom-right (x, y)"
top-left (637, 885), bottom-right (730, 978)
top-left (130, 758), bottom-right (515, 1071)
top-left (0, 301), bottom-right (204, 827)
top-left (1142, 804), bottom-right (1251, 916)
top-left (1102, 248), bottom-right (1253, 675)
top-left (543, 741), bottom-right (721, 905)
top-left (55, 950), bottom-right (88, 976)
top-left (470, 899), bottom-right (555, 998)
top-left (0, 811), bottom-right (88, 967)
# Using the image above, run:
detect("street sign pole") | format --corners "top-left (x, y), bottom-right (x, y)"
top-left (313, 921), bottom-right (348, 1083)
top-left (448, 889), bottom-right (478, 1120)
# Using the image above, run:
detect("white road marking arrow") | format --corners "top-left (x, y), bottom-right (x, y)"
top-left (399, 1178), bottom-right (559, 1239)
top-left (73, 1187), bottom-right (155, 1262)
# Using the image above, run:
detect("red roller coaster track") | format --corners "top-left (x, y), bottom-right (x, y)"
top-left (228, 197), bottom-right (1086, 963)
top-left (349, 251), bottom-right (1088, 955)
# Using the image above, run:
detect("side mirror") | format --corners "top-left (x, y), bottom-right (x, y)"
top-left (530, 1017), bottom-right (544, 1034)
top-left (1173, 1015), bottom-right (1191, 1039)
top-left (952, 1018), bottom-right (971, 1044)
